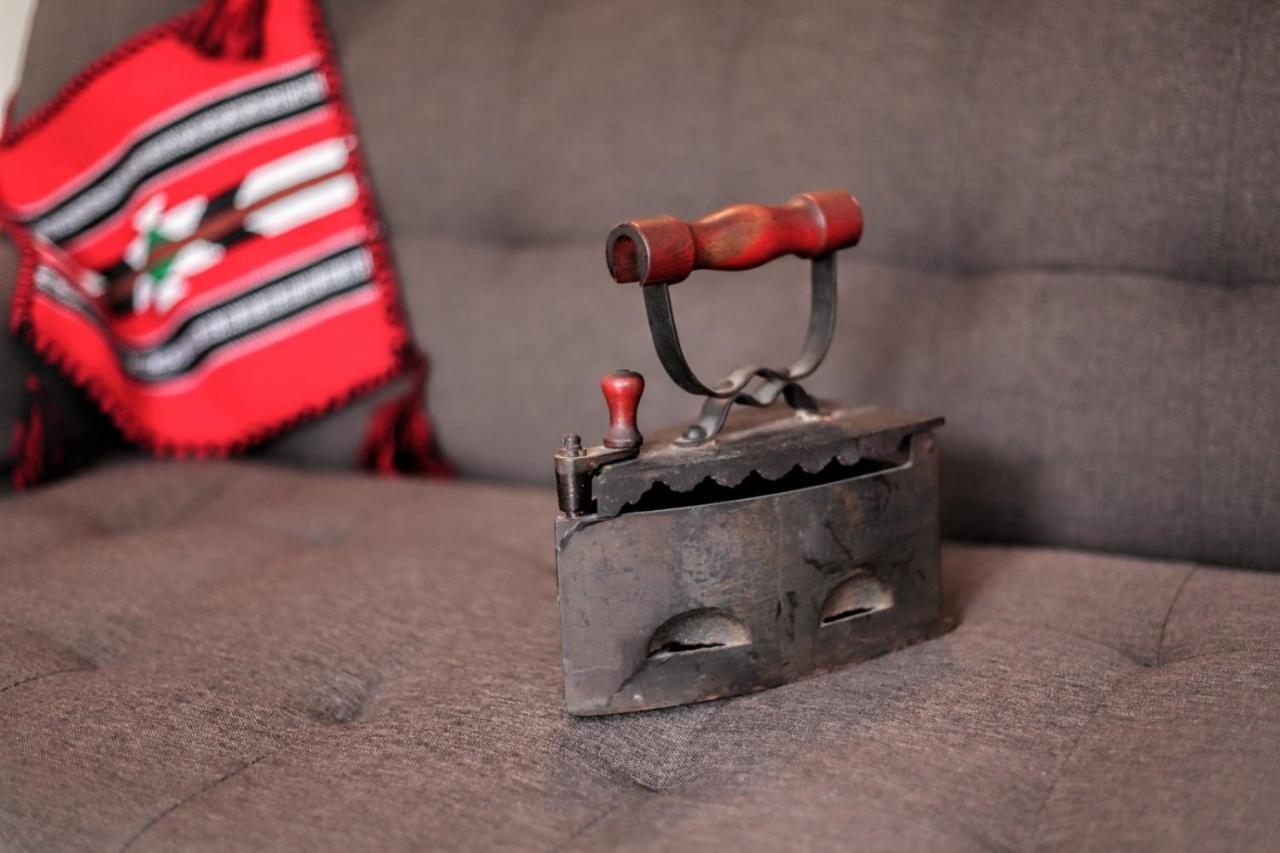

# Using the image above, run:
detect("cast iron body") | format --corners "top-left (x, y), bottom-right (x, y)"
top-left (555, 191), bottom-right (945, 716)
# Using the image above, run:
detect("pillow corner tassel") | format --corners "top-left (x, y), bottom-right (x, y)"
top-left (179, 0), bottom-right (268, 60)
top-left (358, 357), bottom-right (453, 478)
top-left (8, 373), bottom-right (65, 490)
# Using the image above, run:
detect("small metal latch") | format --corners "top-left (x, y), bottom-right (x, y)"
top-left (555, 370), bottom-right (644, 516)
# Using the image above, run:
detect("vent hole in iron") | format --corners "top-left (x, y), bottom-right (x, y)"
top-left (650, 640), bottom-right (725, 655)
top-left (820, 573), bottom-right (893, 625)
top-left (622, 455), bottom-right (902, 516)
top-left (646, 608), bottom-right (750, 658)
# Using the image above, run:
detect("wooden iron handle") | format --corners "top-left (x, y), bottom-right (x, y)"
top-left (606, 190), bottom-right (862, 285)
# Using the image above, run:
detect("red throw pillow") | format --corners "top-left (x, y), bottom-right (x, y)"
top-left (0, 0), bottom-right (446, 479)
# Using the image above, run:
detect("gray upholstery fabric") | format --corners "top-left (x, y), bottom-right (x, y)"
top-left (10, 0), bottom-right (1277, 568)
top-left (6, 6), bottom-right (1278, 849)
top-left (1, 459), bottom-right (1278, 851)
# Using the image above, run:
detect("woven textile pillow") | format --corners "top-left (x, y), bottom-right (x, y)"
top-left (0, 0), bottom-right (443, 483)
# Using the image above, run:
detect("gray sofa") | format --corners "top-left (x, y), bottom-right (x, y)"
top-left (2, 1), bottom-right (1278, 850)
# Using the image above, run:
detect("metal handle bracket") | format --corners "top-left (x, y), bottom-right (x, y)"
top-left (642, 253), bottom-right (838, 445)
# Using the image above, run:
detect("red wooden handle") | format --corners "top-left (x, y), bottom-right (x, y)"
top-left (606, 190), bottom-right (863, 285)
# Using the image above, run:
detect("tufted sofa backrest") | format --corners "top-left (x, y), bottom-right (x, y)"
top-left (9, 0), bottom-right (1279, 570)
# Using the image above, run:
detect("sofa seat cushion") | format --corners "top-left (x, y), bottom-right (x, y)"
top-left (1, 461), bottom-right (1277, 851)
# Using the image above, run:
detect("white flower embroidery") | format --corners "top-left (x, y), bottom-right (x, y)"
top-left (125, 193), bottom-right (224, 315)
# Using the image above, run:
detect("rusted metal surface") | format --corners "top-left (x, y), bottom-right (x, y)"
top-left (555, 404), bottom-right (944, 716)
top-left (590, 403), bottom-right (942, 519)
top-left (555, 191), bottom-right (944, 716)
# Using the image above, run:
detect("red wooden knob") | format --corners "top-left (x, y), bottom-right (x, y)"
top-left (601, 370), bottom-right (644, 449)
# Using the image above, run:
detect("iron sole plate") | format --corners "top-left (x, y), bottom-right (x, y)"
top-left (555, 430), bottom-right (942, 716)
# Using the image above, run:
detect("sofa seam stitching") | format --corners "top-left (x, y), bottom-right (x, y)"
top-left (713, 0), bottom-right (772, 203)
top-left (494, 0), bottom-right (560, 243)
top-left (394, 231), bottom-right (1280, 288)
top-left (1217, 0), bottom-right (1255, 288)
top-left (1155, 565), bottom-right (1198, 667)
top-left (1026, 565), bottom-right (1196, 849)
top-left (943, 0), bottom-right (996, 272)
top-left (0, 665), bottom-right (92, 696)
top-left (556, 701), bottom-right (728, 848)
top-left (118, 746), bottom-right (285, 852)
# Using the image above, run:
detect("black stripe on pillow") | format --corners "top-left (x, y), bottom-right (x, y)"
top-left (30, 66), bottom-right (329, 244)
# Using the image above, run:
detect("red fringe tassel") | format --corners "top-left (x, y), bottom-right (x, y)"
top-left (358, 357), bottom-right (451, 477)
top-left (180, 0), bottom-right (268, 60)
top-left (9, 373), bottom-right (63, 490)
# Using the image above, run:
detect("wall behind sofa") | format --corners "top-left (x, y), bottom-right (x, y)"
top-left (0, 0), bottom-right (36, 117)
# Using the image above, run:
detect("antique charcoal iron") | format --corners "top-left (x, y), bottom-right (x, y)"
top-left (554, 190), bottom-right (945, 716)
